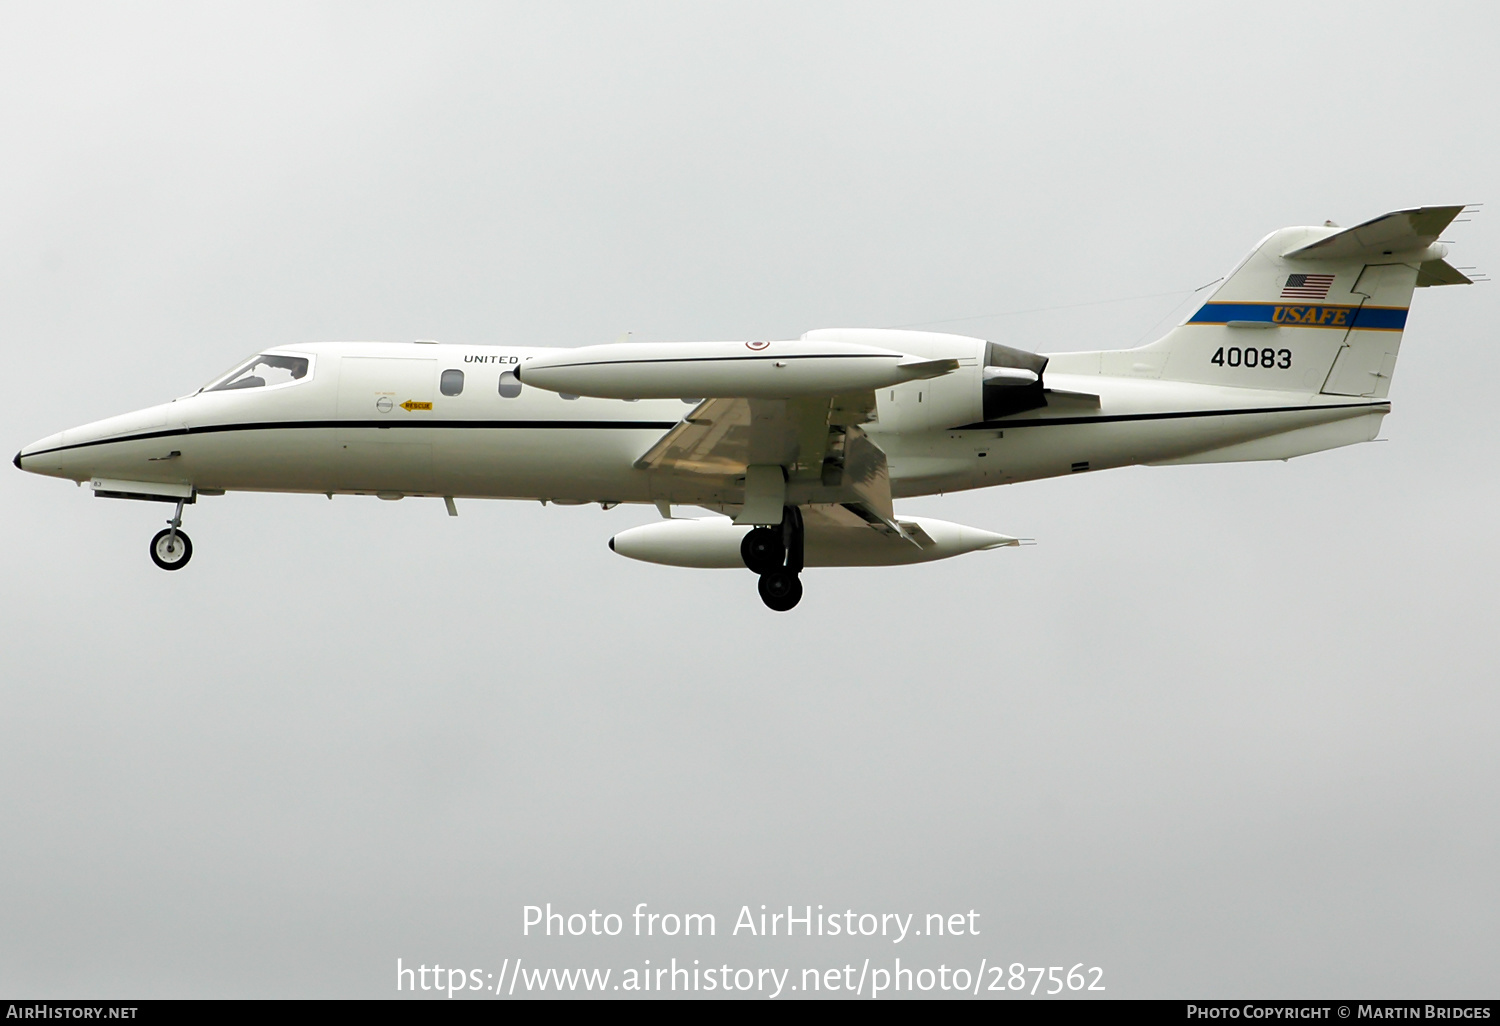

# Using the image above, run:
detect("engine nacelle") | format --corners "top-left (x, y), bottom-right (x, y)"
top-left (797, 329), bottom-right (1051, 431)
top-left (609, 515), bottom-right (1017, 568)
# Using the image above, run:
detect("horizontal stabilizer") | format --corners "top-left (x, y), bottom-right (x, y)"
top-left (1416, 258), bottom-right (1473, 288)
top-left (1283, 205), bottom-right (1465, 261)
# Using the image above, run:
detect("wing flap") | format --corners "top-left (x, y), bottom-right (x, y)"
top-left (800, 505), bottom-right (949, 553)
top-left (841, 426), bottom-right (896, 527)
top-left (633, 398), bottom-right (747, 473)
top-left (635, 387), bottom-right (912, 543)
top-left (636, 393), bottom-right (876, 479)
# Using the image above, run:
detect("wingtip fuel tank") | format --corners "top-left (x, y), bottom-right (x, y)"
top-left (516, 339), bottom-right (957, 400)
top-left (609, 515), bottom-right (1017, 569)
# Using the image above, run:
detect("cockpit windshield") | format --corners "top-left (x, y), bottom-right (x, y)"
top-left (202, 353), bottom-right (311, 393)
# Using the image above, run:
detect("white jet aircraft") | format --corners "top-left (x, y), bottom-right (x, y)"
top-left (15, 205), bottom-right (1474, 610)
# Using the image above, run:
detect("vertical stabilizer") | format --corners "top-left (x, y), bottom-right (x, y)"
top-left (1102, 206), bottom-right (1468, 396)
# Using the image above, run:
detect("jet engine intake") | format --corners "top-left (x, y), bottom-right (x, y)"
top-left (982, 342), bottom-right (1049, 420)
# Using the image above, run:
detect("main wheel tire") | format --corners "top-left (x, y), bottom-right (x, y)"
top-left (740, 527), bottom-right (785, 575)
top-left (757, 570), bottom-right (803, 611)
top-left (150, 528), bottom-right (193, 571)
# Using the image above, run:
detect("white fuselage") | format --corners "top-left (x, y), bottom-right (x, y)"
top-left (16, 336), bottom-right (1387, 506)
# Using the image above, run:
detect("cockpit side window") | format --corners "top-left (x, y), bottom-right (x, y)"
top-left (203, 354), bottom-right (312, 393)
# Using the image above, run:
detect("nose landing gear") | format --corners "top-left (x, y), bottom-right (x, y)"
top-left (742, 506), bottom-right (803, 611)
top-left (149, 500), bottom-right (193, 571)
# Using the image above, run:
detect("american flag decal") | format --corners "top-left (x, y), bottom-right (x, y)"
top-left (1281, 273), bottom-right (1335, 299)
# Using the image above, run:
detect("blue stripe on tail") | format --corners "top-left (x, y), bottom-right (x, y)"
top-left (1188, 303), bottom-right (1408, 331)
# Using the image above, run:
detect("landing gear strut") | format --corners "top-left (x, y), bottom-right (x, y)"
top-left (743, 506), bottom-right (803, 611)
top-left (149, 500), bottom-right (193, 571)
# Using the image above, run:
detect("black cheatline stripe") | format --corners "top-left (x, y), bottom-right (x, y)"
top-left (19, 419), bottom-right (682, 460)
top-left (523, 353), bottom-right (888, 372)
top-left (950, 401), bottom-right (1389, 431)
top-left (20, 402), bottom-right (1391, 463)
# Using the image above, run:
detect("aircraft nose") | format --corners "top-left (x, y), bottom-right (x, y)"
top-left (14, 430), bottom-right (70, 477)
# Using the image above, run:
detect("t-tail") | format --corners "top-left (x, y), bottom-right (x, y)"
top-left (1064, 205), bottom-right (1475, 397)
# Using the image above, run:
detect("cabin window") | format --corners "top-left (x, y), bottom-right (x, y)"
top-left (440, 369), bottom-right (465, 396)
top-left (204, 354), bottom-right (311, 392)
top-left (498, 371), bottom-right (522, 398)
top-left (560, 393), bottom-right (579, 401)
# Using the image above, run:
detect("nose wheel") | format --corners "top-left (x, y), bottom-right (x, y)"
top-left (149, 500), bottom-right (193, 571)
top-left (743, 506), bottom-right (803, 611)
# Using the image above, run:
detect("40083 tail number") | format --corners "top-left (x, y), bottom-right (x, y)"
top-left (1211, 346), bottom-right (1291, 369)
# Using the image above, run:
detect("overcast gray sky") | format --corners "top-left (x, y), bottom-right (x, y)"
top-left (2, 0), bottom-right (1497, 999)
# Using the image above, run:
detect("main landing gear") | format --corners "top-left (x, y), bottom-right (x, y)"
top-left (149, 500), bottom-right (193, 571)
top-left (741, 506), bottom-right (803, 612)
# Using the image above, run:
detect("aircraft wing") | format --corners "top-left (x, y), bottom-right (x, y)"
top-left (635, 392), bottom-right (904, 533)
